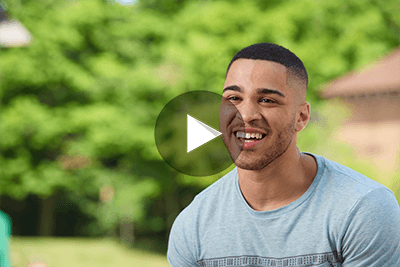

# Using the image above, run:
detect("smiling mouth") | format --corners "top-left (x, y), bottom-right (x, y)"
top-left (234, 131), bottom-right (266, 142)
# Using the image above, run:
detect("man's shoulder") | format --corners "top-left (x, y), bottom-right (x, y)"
top-left (312, 153), bottom-right (398, 215)
top-left (315, 153), bottom-right (387, 194)
top-left (174, 168), bottom-right (237, 220)
top-left (196, 168), bottom-right (237, 199)
top-left (316, 155), bottom-right (400, 265)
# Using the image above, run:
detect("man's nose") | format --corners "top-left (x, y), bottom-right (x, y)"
top-left (238, 101), bottom-right (262, 122)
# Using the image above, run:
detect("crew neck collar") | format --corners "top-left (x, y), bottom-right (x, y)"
top-left (235, 152), bottom-right (325, 219)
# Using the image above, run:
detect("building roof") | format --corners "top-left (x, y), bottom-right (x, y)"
top-left (321, 48), bottom-right (400, 99)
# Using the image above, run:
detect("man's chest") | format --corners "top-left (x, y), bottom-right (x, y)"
top-left (196, 214), bottom-right (343, 267)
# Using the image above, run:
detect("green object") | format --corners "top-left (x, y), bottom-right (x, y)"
top-left (0, 210), bottom-right (11, 267)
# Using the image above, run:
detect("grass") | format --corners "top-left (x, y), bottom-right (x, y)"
top-left (10, 236), bottom-right (170, 267)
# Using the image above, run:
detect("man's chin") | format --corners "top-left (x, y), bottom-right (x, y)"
top-left (234, 157), bottom-right (269, 171)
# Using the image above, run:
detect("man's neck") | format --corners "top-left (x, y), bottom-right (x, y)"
top-left (237, 146), bottom-right (318, 212)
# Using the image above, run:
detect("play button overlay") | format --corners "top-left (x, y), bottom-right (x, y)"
top-left (187, 115), bottom-right (221, 153)
top-left (155, 91), bottom-right (243, 176)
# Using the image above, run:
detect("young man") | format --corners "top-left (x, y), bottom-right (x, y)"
top-left (167, 43), bottom-right (400, 267)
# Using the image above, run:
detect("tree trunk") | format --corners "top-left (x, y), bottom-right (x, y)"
top-left (119, 216), bottom-right (134, 247)
top-left (165, 189), bottom-right (180, 240)
top-left (37, 195), bottom-right (56, 236)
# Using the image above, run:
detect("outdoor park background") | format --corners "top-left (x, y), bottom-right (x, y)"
top-left (0, 0), bottom-right (399, 266)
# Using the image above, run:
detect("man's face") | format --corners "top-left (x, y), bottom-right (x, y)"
top-left (221, 59), bottom-right (298, 170)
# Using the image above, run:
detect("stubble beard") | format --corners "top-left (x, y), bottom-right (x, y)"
top-left (233, 116), bottom-right (296, 171)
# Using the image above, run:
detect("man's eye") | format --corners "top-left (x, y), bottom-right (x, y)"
top-left (228, 96), bottom-right (239, 101)
top-left (261, 98), bottom-right (275, 103)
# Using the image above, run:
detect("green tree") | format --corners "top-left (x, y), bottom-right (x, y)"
top-left (1, 0), bottom-right (399, 249)
top-left (1, 0), bottom-right (168, 238)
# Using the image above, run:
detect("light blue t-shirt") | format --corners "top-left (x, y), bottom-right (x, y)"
top-left (167, 153), bottom-right (400, 267)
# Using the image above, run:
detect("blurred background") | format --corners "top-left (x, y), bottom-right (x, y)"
top-left (0, 0), bottom-right (399, 266)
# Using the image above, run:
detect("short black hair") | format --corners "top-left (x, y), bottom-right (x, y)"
top-left (227, 43), bottom-right (308, 89)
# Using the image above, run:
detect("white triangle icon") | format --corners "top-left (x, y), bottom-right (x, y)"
top-left (187, 115), bottom-right (222, 153)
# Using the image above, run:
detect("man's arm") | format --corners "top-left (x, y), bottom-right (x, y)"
top-left (341, 187), bottom-right (400, 266)
top-left (167, 210), bottom-right (199, 267)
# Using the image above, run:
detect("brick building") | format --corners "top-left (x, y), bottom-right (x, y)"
top-left (320, 48), bottom-right (400, 175)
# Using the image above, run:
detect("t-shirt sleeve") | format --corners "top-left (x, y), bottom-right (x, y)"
top-left (167, 208), bottom-right (199, 267)
top-left (341, 187), bottom-right (400, 266)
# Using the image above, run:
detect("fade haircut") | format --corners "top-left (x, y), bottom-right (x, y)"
top-left (226, 43), bottom-right (308, 92)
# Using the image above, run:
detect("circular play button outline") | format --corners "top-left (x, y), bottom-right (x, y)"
top-left (154, 91), bottom-right (244, 176)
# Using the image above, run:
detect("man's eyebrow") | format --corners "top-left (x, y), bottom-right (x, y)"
top-left (256, 88), bottom-right (285, 98)
top-left (223, 86), bottom-right (285, 98)
top-left (223, 85), bottom-right (241, 93)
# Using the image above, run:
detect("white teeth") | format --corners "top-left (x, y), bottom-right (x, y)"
top-left (236, 131), bottom-right (264, 140)
top-left (236, 132), bottom-right (245, 138)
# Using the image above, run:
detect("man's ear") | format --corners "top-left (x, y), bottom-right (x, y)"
top-left (295, 102), bottom-right (310, 132)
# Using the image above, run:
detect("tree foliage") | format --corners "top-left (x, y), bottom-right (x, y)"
top-left (1, 0), bottom-right (399, 244)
